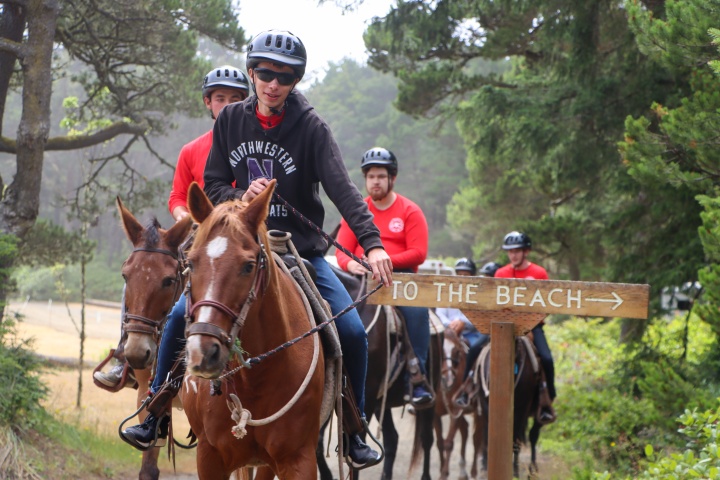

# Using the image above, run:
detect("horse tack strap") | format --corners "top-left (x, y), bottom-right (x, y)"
top-left (185, 251), bottom-right (266, 347)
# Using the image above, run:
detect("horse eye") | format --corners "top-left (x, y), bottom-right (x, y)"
top-left (241, 262), bottom-right (256, 275)
top-left (162, 277), bottom-right (175, 288)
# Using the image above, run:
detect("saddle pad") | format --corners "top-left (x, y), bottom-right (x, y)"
top-left (386, 307), bottom-right (445, 336)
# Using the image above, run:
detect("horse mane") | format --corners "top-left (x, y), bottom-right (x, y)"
top-left (191, 199), bottom-right (274, 278)
top-left (142, 218), bottom-right (162, 249)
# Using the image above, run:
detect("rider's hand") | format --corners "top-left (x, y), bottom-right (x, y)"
top-left (449, 320), bottom-right (465, 336)
top-left (366, 248), bottom-right (393, 287)
top-left (347, 259), bottom-right (368, 276)
top-left (241, 177), bottom-right (270, 202)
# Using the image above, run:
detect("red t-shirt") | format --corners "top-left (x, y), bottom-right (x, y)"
top-left (495, 262), bottom-right (549, 280)
top-left (336, 194), bottom-right (428, 272)
top-left (168, 130), bottom-right (212, 215)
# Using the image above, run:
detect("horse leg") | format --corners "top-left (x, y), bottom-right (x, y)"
top-left (458, 415), bottom-right (469, 480)
top-left (133, 368), bottom-right (161, 480)
top-left (417, 408), bottom-right (435, 480)
top-left (380, 409), bottom-right (398, 480)
top-left (253, 466), bottom-right (276, 480)
top-left (513, 442), bottom-right (521, 479)
top-left (433, 413), bottom-right (449, 480)
top-left (196, 443), bottom-right (231, 480)
top-left (316, 420), bottom-right (336, 480)
top-left (528, 420), bottom-right (542, 478)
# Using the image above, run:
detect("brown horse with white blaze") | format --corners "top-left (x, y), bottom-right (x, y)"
top-left (116, 197), bottom-right (193, 480)
top-left (181, 180), bottom-right (325, 479)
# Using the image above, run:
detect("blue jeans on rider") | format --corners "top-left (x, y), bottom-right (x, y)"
top-left (396, 306), bottom-right (430, 375)
top-left (308, 255), bottom-right (369, 415)
top-left (463, 332), bottom-right (489, 380)
top-left (532, 324), bottom-right (555, 400)
top-left (150, 294), bottom-right (186, 394)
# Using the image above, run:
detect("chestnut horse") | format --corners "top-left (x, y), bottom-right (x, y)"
top-left (434, 327), bottom-right (473, 480)
top-left (116, 197), bottom-right (193, 480)
top-left (181, 180), bottom-right (325, 479)
top-left (473, 336), bottom-right (543, 479)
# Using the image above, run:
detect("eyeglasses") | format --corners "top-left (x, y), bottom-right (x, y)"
top-left (253, 68), bottom-right (297, 86)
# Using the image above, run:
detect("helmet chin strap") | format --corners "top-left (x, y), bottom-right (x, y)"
top-left (249, 74), bottom-right (289, 116)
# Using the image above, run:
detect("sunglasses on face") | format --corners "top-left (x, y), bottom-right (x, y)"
top-left (253, 68), bottom-right (296, 86)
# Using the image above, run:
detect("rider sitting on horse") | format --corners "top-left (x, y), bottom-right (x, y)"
top-left (435, 258), bottom-right (499, 407)
top-left (93, 64), bottom-right (250, 392)
top-left (335, 147), bottom-right (435, 408)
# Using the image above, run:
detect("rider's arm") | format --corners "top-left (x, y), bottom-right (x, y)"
top-left (204, 110), bottom-right (245, 205)
top-left (335, 218), bottom-right (362, 272)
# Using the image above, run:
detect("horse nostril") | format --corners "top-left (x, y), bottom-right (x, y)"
top-left (210, 343), bottom-right (221, 363)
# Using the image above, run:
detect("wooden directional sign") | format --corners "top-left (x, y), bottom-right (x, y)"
top-left (366, 273), bottom-right (649, 320)
top-left (366, 271), bottom-right (650, 480)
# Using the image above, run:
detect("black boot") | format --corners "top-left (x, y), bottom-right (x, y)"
top-left (121, 413), bottom-right (169, 450)
top-left (346, 433), bottom-right (381, 469)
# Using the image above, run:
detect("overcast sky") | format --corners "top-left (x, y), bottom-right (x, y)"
top-left (237, 0), bottom-right (394, 82)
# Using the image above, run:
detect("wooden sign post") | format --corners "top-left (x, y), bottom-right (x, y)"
top-left (368, 273), bottom-right (649, 480)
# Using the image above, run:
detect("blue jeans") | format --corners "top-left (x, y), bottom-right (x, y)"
top-left (308, 255), bottom-right (369, 414)
top-left (396, 306), bottom-right (430, 375)
top-left (463, 332), bottom-right (489, 379)
top-left (150, 294), bottom-right (186, 393)
top-left (532, 324), bottom-right (555, 399)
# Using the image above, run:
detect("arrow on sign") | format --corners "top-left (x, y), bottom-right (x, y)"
top-left (586, 291), bottom-right (623, 310)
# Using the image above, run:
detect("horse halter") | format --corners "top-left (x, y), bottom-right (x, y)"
top-left (184, 245), bottom-right (267, 348)
top-left (122, 247), bottom-right (183, 342)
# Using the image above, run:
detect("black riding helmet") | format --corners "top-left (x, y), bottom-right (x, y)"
top-left (361, 147), bottom-right (398, 176)
top-left (202, 65), bottom-right (249, 98)
top-left (479, 261), bottom-right (501, 277)
top-left (502, 231), bottom-right (532, 250)
top-left (454, 258), bottom-right (477, 275)
top-left (246, 30), bottom-right (307, 80)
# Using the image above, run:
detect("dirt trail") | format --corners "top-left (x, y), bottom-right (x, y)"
top-left (13, 299), bottom-right (568, 479)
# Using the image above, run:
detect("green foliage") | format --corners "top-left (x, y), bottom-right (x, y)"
top-left (13, 253), bottom-right (124, 302)
top-left (633, 401), bottom-right (720, 479)
top-left (0, 317), bottom-right (48, 429)
top-left (16, 218), bottom-right (95, 268)
top-left (546, 314), bottom-right (720, 476)
top-left (305, 59), bottom-right (472, 256)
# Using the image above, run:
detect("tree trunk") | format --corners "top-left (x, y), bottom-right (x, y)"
top-left (0, 0), bottom-right (59, 322)
top-left (0, 3), bottom-right (26, 137)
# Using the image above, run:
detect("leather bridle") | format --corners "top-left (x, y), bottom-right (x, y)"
top-left (184, 246), bottom-right (267, 348)
top-left (122, 247), bottom-right (183, 342)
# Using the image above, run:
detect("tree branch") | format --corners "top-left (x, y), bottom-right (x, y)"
top-left (0, 121), bottom-right (148, 153)
top-left (0, 37), bottom-right (23, 58)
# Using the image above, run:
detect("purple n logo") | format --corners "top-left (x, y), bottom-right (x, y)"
top-left (247, 158), bottom-right (274, 183)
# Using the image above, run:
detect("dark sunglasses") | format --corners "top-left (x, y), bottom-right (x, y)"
top-left (253, 68), bottom-right (297, 86)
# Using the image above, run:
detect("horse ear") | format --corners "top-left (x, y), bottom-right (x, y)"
top-left (243, 179), bottom-right (276, 232)
top-left (165, 215), bottom-right (193, 252)
top-left (116, 196), bottom-right (144, 246)
top-left (187, 182), bottom-right (214, 224)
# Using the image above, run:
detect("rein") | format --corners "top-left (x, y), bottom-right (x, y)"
top-left (123, 247), bottom-right (183, 340)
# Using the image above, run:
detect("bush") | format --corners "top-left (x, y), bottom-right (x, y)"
top-left (544, 314), bottom-right (720, 477)
top-left (0, 316), bottom-right (48, 429)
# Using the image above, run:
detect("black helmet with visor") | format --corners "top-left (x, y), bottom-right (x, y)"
top-left (454, 258), bottom-right (477, 275)
top-left (361, 147), bottom-right (398, 176)
top-left (202, 65), bottom-right (249, 98)
top-left (502, 231), bottom-right (532, 250)
top-left (246, 30), bottom-right (307, 80)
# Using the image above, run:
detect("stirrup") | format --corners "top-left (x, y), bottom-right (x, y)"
top-left (93, 349), bottom-right (137, 393)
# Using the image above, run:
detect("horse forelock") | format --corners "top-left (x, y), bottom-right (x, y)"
top-left (190, 200), bottom-right (273, 278)
top-left (142, 218), bottom-right (162, 248)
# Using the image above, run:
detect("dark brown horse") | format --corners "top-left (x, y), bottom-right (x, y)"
top-left (434, 327), bottom-right (473, 480)
top-left (473, 335), bottom-right (543, 479)
top-left (325, 265), bottom-right (439, 480)
top-left (115, 197), bottom-right (193, 480)
top-left (181, 180), bottom-right (325, 479)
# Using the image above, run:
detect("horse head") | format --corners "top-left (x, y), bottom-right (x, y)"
top-left (184, 180), bottom-right (276, 378)
top-left (117, 197), bottom-right (193, 370)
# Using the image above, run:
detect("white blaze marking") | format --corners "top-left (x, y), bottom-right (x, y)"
top-left (197, 236), bottom-right (227, 325)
